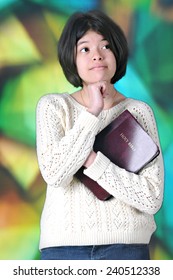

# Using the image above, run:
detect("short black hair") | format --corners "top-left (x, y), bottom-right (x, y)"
top-left (58, 10), bottom-right (128, 88)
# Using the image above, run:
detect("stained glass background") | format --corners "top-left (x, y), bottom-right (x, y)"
top-left (0, 0), bottom-right (173, 260)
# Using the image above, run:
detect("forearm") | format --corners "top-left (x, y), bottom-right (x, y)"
top-left (84, 151), bottom-right (164, 214)
top-left (36, 96), bottom-right (101, 187)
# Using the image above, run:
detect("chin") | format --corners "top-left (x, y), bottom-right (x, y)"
top-left (90, 77), bottom-right (110, 83)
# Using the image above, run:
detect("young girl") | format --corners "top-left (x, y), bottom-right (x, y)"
top-left (36, 10), bottom-right (164, 260)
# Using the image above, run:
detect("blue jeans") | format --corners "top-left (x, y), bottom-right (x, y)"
top-left (41, 244), bottom-right (150, 260)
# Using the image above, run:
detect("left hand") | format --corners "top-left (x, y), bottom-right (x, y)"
top-left (84, 151), bottom-right (97, 168)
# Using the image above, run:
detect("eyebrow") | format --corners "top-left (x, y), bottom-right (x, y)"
top-left (77, 40), bottom-right (88, 47)
top-left (77, 38), bottom-right (107, 47)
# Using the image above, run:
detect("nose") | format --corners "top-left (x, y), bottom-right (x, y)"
top-left (92, 49), bottom-right (103, 61)
top-left (93, 56), bottom-right (102, 61)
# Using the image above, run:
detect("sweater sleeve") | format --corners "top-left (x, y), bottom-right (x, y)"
top-left (84, 103), bottom-right (164, 215)
top-left (36, 95), bottom-right (101, 187)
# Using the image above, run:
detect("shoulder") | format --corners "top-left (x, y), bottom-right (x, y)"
top-left (124, 98), bottom-right (158, 136)
top-left (124, 98), bottom-right (157, 130)
top-left (37, 93), bottom-right (68, 107)
top-left (36, 93), bottom-right (72, 113)
top-left (125, 98), bottom-right (155, 120)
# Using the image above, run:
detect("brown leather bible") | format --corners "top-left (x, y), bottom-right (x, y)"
top-left (75, 110), bottom-right (160, 201)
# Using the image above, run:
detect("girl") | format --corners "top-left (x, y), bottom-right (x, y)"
top-left (36, 10), bottom-right (164, 260)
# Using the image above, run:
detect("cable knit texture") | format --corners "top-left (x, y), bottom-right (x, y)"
top-left (36, 93), bottom-right (164, 249)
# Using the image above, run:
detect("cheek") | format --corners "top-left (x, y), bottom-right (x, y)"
top-left (76, 56), bottom-right (81, 70)
top-left (76, 62), bottom-right (83, 76)
top-left (76, 58), bottom-right (87, 76)
top-left (111, 56), bottom-right (117, 73)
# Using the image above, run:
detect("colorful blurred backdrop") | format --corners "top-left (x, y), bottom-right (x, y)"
top-left (0, 0), bottom-right (173, 260)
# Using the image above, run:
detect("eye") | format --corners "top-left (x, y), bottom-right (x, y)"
top-left (102, 44), bottom-right (110, 50)
top-left (81, 47), bottom-right (89, 53)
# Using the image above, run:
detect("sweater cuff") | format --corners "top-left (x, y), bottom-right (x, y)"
top-left (84, 152), bottom-right (110, 181)
top-left (77, 111), bottom-right (101, 135)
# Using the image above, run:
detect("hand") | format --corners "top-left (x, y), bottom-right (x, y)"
top-left (84, 151), bottom-right (97, 168)
top-left (85, 81), bottom-right (108, 116)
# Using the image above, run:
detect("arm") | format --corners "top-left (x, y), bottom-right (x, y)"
top-left (36, 95), bottom-right (101, 187)
top-left (84, 104), bottom-right (164, 214)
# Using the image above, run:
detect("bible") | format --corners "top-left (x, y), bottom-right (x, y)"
top-left (75, 110), bottom-right (160, 201)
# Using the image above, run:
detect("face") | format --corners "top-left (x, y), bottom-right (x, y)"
top-left (75, 30), bottom-right (117, 86)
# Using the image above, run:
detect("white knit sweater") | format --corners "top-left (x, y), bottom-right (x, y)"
top-left (36, 93), bottom-right (164, 250)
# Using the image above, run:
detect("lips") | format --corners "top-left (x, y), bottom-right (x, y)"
top-left (90, 65), bottom-right (107, 70)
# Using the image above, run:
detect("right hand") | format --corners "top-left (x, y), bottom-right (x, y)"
top-left (85, 81), bottom-right (108, 116)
